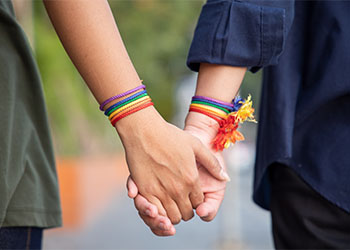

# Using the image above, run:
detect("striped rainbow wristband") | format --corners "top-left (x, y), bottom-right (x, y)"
top-left (189, 95), bottom-right (256, 151)
top-left (100, 85), bottom-right (153, 126)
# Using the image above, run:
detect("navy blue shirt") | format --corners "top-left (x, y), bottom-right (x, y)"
top-left (187, 0), bottom-right (350, 212)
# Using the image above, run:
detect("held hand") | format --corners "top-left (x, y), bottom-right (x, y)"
top-left (127, 111), bottom-right (228, 236)
top-left (127, 176), bottom-right (176, 236)
top-left (185, 112), bottom-right (227, 221)
top-left (117, 107), bottom-right (227, 225)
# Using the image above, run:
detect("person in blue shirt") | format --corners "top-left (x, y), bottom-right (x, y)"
top-left (129, 0), bottom-right (350, 248)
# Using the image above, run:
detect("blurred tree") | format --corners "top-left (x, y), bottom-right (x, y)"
top-left (32, 0), bottom-right (205, 156)
top-left (108, 0), bottom-right (204, 117)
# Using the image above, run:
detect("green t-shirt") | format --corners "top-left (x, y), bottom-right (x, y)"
top-left (0, 0), bottom-right (61, 228)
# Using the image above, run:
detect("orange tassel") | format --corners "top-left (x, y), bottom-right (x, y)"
top-left (212, 114), bottom-right (245, 151)
top-left (212, 95), bottom-right (256, 151)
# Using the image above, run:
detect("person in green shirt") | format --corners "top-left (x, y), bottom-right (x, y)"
top-left (0, 0), bottom-right (229, 248)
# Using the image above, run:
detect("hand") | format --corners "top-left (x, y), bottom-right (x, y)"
top-left (127, 111), bottom-right (228, 236)
top-left (117, 106), bottom-right (228, 225)
top-left (185, 112), bottom-right (227, 221)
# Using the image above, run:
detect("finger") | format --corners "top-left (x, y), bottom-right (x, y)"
top-left (127, 175), bottom-right (138, 198)
top-left (196, 193), bottom-right (223, 222)
top-left (160, 195), bottom-right (182, 225)
top-left (196, 201), bottom-right (216, 221)
top-left (172, 177), bottom-right (202, 220)
top-left (151, 227), bottom-right (176, 237)
top-left (139, 213), bottom-right (174, 232)
top-left (134, 194), bottom-right (158, 218)
top-left (144, 195), bottom-right (167, 217)
top-left (174, 195), bottom-right (194, 221)
top-left (192, 139), bottom-right (230, 181)
top-left (189, 187), bottom-right (204, 209)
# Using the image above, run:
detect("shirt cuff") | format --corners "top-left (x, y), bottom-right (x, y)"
top-left (187, 0), bottom-right (286, 73)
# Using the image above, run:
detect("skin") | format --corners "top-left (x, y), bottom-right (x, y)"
top-left (43, 0), bottom-right (229, 224)
top-left (127, 112), bottom-right (226, 235)
top-left (128, 63), bottom-right (247, 236)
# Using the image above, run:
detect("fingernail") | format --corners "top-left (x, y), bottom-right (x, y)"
top-left (159, 222), bottom-right (166, 230)
top-left (202, 212), bottom-right (209, 218)
top-left (220, 169), bottom-right (231, 182)
top-left (145, 209), bottom-right (152, 217)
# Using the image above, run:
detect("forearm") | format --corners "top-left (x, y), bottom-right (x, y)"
top-left (195, 63), bottom-right (247, 102)
top-left (43, 0), bottom-right (140, 105)
top-left (187, 63), bottom-right (247, 130)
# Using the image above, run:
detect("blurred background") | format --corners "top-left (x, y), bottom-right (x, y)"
top-left (14, 0), bottom-right (272, 249)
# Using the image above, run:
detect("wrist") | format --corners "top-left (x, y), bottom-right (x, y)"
top-left (115, 105), bottom-right (163, 142)
top-left (187, 93), bottom-right (256, 151)
top-left (185, 111), bottom-right (219, 139)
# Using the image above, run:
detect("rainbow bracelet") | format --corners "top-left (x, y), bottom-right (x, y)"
top-left (105, 90), bottom-right (148, 116)
top-left (109, 96), bottom-right (152, 121)
top-left (190, 103), bottom-right (228, 119)
top-left (99, 84), bottom-right (146, 111)
top-left (189, 95), bottom-right (256, 151)
top-left (100, 85), bottom-right (153, 126)
top-left (192, 96), bottom-right (234, 111)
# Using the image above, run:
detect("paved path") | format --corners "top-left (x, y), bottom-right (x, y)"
top-left (44, 150), bottom-right (273, 249)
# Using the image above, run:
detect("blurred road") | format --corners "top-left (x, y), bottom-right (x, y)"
top-left (43, 149), bottom-right (273, 249)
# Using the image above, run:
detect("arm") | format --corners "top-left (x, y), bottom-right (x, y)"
top-left (43, 0), bottom-right (140, 102)
top-left (195, 63), bottom-right (246, 102)
top-left (187, 0), bottom-right (295, 73)
top-left (43, 0), bottom-right (228, 224)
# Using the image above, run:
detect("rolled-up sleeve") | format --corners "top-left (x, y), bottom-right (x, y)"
top-left (187, 0), bottom-right (295, 73)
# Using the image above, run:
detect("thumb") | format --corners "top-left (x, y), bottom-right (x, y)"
top-left (192, 139), bottom-right (230, 182)
top-left (126, 175), bottom-right (139, 198)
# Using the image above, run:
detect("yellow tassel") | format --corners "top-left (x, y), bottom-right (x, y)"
top-left (212, 95), bottom-right (257, 151)
top-left (236, 95), bottom-right (257, 123)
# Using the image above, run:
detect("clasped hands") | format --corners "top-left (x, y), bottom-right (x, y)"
top-left (116, 107), bottom-right (229, 236)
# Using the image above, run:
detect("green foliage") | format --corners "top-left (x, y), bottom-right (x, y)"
top-left (33, 1), bottom-right (109, 156)
top-left (108, 0), bottom-right (204, 117)
top-left (33, 0), bottom-right (205, 156)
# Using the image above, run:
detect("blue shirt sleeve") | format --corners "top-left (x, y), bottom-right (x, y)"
top-left (187, 0), bottom-right (295, 73)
